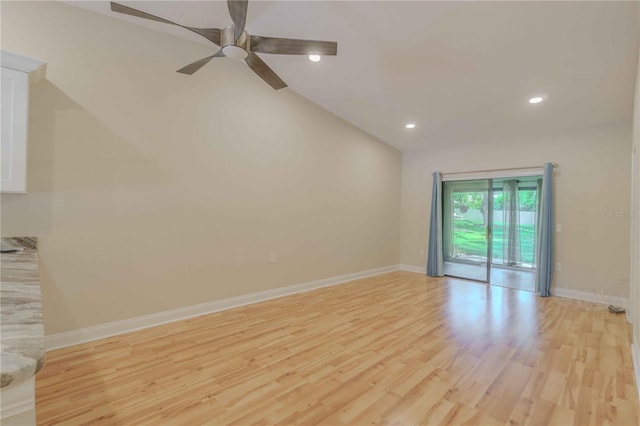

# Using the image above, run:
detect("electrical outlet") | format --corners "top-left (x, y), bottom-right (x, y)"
top-left (419, 248), bottom-right (425, 256)
top-left (555, 224), bottom-right (562, 232)
top-left (555, 262), bottom-right (562, 271)
top-left (269, 252), bottom-right (277, 264)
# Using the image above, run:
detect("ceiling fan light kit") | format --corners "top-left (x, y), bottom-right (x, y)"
top-left (110, 0), bottom-right (338, 90)
top-left (220, 26), bottom-right (249, 60)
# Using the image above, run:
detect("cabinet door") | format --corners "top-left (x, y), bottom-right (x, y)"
top-left (1, 67), bottom-right (29, 193)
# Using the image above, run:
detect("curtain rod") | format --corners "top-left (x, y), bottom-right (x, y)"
top-left (441, 163), bottom-right (558, 176)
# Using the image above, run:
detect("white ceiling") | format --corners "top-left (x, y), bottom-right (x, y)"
top-left (68, 1), bottom-right (639, 151)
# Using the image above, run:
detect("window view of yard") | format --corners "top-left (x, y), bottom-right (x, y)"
top-left (451, 219), bottom-right (536, 265)
top-left (449, 189), bottom-right (537, 266)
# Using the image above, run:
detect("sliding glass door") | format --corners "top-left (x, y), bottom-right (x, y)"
top-left (442, 176), bottom-right (541, 291)
top-left (489, 177), bottom-right (539, 291)
top-left (443, 179), bottom-right (492, 282)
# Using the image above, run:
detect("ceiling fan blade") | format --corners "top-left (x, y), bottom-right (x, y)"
top-left (188, 28), bottom-right (221, 46)
top-left (250, 36), bottom-right (337, 56)
top-left (227, 0), bottom-right (248, 41)
top-left (245, 52), bottom-right (287, 90)
top-left (110, 2), bottom-right (221, 45)
top-left (177, 50), bottom-right (225, 75)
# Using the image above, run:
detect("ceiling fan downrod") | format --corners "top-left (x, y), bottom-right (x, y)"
top-left (221, 26), bottom-right (249, 60)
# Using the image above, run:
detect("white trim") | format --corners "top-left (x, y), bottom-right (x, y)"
top-left (399, 264), bottom-right (426, 274)
top-left (442, 169), bottom-right (543, 182)
top-left (45, 265), bottom-right (400, 351)
top-left (0, 377), bottom-right (35, 423)
top-left (633, 341), bottom-right (640, 403)
top-left (554, 287), bottom-right (629, 308)
top-left (0, 51), bottom-right (46, 83)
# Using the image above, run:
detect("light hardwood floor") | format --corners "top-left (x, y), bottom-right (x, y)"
top-left (36, 271), bottom-right (639, 425)
top-left (444, 262), bottom-right (535, 292)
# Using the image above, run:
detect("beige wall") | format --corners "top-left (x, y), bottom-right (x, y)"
top-left (0, 2), bottom-right (401, 334)
top-left (401, 124), bottom-right (632, 297)
top-left (631, 30), bottom-right (640, 347)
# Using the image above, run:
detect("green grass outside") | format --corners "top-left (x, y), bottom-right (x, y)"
top-left (451, 218), bottom-right (535, 265)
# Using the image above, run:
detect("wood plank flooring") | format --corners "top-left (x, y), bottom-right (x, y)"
top-left (36, 271), bottom-right (639, 425)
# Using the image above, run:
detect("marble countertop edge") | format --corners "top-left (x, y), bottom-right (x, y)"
top-left (1, 237), bottom-right (45, 389)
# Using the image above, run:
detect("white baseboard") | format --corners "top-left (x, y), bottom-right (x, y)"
top-left (45, 264), bottom-right (400, 351)
top-left (553, 287), bottom-right (629, 308)
top-left (633, 341), bottom-right (640, 403)
top-left (44, 264), bottom-right (633, 352)
top-left (0, 377), bottom-right (35, 424)
top-left (398, 264), bottom-right (426, 274)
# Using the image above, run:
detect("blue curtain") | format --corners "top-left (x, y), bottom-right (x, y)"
top-left (537, 163), bottom-right (554, 297)
top-left (427, 172), bottom-right (444, 276)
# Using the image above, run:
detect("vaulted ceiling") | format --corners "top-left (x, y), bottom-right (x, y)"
top-left (69, 1), bottom-right (639, 151)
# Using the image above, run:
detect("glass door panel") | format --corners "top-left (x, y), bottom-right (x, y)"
top-left (489, 177), bottom-right (540, 292)
top-left (443, 179), bottom-right (491, 282)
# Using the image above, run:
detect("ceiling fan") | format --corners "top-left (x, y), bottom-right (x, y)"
top-left (110, 0), bottom-right (338, 90)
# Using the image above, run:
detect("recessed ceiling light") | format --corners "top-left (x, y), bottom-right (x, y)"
top-left (528, 96), bottom-right (544, 104)
top-left (405, 123), bottom-right (416, 129)
top-left (308, 54), bottom-right (321, 62)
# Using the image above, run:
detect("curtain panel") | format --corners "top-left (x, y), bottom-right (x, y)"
top-left (536, 163), bottom-right (555, 297)
top-left (427, 172), bottom-right (444, 276)
top-left (502, 180), bottom-right (522, 266)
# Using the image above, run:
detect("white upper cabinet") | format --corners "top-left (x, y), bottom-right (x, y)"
top-left (1, 51), bottom-right (46, 194)
top-left (2, 67), bottom-right (29, 193)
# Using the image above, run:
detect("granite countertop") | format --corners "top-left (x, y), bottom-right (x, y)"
top-left (1, 237), bottom-right (45, 389)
